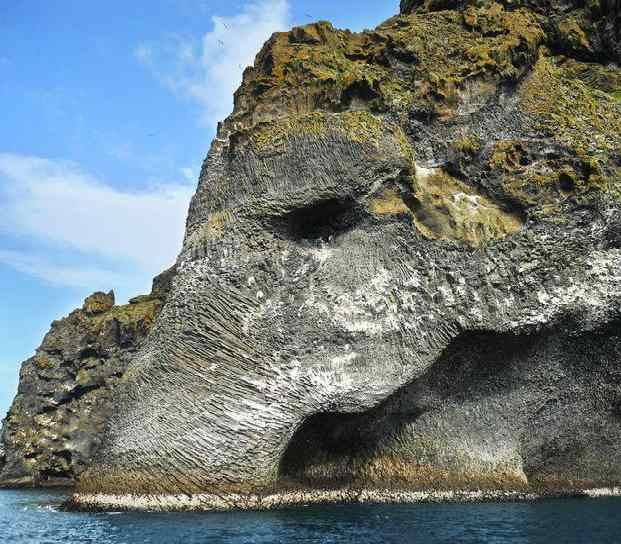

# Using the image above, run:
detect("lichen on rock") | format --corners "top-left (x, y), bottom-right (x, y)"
top-left (69, 0), bottom-right (621, 507)
top-left (82, 291), bottom-right (115, 316)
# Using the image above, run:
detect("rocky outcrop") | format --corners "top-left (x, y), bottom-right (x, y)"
top-left (5, 0), bottom-right (620, 508)
top-left (0, 268), bottom-right (175, 487)
top-left (399, 0), bottom-right (621, 63)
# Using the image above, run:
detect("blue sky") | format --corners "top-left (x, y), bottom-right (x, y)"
top-left (0, 0), bottom-right (398, 416)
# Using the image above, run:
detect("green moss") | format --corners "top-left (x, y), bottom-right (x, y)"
top-left (229, 5), bottom-right (544, 131)
top-left (490, 141), bottom-right (526, 171)
top-left (89, 298), bottom-right (161, 331)
top-left (250, 112), bottom-right (332, 151)
top-left (411, 169), bottom-right (523, 246)
top-left (33, 354), bottom-right (55, 370)
top-left (553, 57), bottom-right (621, 98)
top-left (490, 139), bottom-right (621, 212)
top-left (369, 187), bottom-right (412, 216)
top-left (516, 53), bottom-right (621, 210)
top-left (521, 54), bottom-right (621, 157)
top-left (340, 111), bottom-right (388, 143)
top-left (557, 14), bottom-right (593, 56)
top-left (453, 133), bottom-right (481, 155)
top-left (249, 111), bottom-right (410, 156)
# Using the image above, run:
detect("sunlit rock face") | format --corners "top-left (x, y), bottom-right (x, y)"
top-left (75, 1), bottom-right (621, 502)
top-left (0, 274), bottom-right (173, 488)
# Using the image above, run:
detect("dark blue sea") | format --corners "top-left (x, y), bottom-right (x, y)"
top-left (1, 489), bottom-right (620, 543)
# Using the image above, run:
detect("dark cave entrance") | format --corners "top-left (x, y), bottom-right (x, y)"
top-left (274, 197), bottom-right (361, 241)
top-left (278, 331), bottom-right (530, 486)
top-left (278, 411), bottom-right (392, 487)
top-left (277, 326), bottom-right (621, 488)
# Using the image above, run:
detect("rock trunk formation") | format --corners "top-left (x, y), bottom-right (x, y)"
top-left (3, 0), bottom-right (621, 508)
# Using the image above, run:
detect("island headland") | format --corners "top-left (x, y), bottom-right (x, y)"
top-left (2, 0), bottom-right (621, 511)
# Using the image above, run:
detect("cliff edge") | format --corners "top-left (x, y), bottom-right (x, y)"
top-left (0, 267), bottom-right (175, 487)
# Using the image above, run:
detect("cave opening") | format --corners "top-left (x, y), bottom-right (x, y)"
top-left (277, 331), bottom-right (529, 488)
top-left (277, 197), bottom-right (361, 241)
top-left (277, 327), bottom-right (621, 490)
top-left (279, 412), bottom-right (381, 487)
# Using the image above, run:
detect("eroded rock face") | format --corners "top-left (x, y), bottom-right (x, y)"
top-left (82, 291), bottom-right (115, 316)
top-left (47, 1), bottom-right (621, 503)
top-left (0, 269), bottom-right (174, 487)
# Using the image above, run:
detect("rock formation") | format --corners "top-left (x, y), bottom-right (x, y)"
top-left (4, 0), bottom-right (621, 509)
top-left (0, 267), bottom-right (175, 487)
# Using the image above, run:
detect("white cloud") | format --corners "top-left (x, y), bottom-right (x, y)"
top-left (135, 0), bottom-right (291, 127)
top-left (0, 249), bottom-right (128, 289)
top-left (181, 166), bottom-right (196, 182)
top-left (0, 153), bottom-right (194, 293)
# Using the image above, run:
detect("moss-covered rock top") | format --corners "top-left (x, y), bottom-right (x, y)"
top-left (225, 4), bottom-right (546, 130)
top-left (212, 0), bottom-right (619, 231)
top-left (224, 0), bottom-right (618, 133)
top-left (82, 290), bottom-right (115, 315)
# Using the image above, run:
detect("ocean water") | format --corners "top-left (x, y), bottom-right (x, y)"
top-left (1, 489), bottom-right (620, 544)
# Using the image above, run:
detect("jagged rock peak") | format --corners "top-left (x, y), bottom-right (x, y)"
top-left (0, 268), bottom-right (176, 488)
top-left (400, 0), bottom-right (621, 16)
top-left (82, 290), bottom-right (115, 315)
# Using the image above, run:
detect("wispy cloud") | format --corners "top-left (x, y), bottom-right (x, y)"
top-left (135, 0), bottom-right (291, 127)
top-left (0, 153), bottom-right (193, 295)
top-left (0, 249), bottom-right (128, 289)
top-left (180, 166), bottom-right (196, 183)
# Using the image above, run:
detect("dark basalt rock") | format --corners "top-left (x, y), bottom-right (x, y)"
top-left (5, 0), bottom-right (621, 508)
top-left (82, 291), bottom-right (115, 316)
top-left (0, 276), bottom-right (171, 487)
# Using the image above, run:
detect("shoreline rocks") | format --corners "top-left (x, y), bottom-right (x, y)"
top-left (0, 267), bottom-right (176, 488)
top-left (66, 486), bottom-right (621, 513)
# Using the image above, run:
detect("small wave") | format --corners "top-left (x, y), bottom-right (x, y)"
top-left (37, 503), bottom-right (62, 513)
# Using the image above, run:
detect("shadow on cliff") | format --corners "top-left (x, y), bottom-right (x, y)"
top-left (279, 321), bottom-right (621, 491)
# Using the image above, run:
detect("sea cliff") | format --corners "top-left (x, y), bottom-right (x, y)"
top-left (2, 0), bottom-right (621, 510)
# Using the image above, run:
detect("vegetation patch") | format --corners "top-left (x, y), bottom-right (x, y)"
top-left (409, 168), bottom-right (523, 246)
top-left (453, 133), bottom-right (481, 155)
top-left (89, 299), bottom-right (161, 335)
top-left (521, 54), bottom-right (621, 158)
top-left (368, 166), bottom-right (523, 247)
top-left (248, 111), bottom-right (412, 158)
top-left (369, 187), bottom-right (412, 216)
top-left (228, 5), bottom-right (544, 131)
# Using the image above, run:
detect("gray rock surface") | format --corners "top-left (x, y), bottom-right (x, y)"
top-left (72, 1), bottom-right (621, 505)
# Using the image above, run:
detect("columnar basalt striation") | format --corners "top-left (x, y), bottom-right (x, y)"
top-left (5, 1), bottom-right (619, 508)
